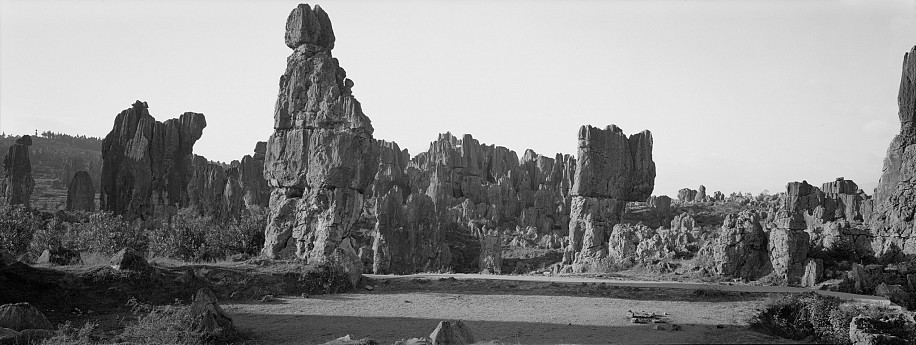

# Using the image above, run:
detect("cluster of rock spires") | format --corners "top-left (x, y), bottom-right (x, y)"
top-left (97, 100), bottom-right (269, 221)
top-left (2, 135), bottom-right (34, 207)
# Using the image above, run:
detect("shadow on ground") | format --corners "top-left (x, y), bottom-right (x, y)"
top-left (229, 313), bottom-right (798, 345)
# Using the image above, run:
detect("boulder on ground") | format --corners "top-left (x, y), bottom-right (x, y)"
top-left (109, 248), bottom-right (148, 271)
top-left (429, 320), bottom-right (474, 345)
top-left (36, 248), bottom-right (81, 266)
top-left (190, 288), bottom-right (234, 337)
top-left (0, 303), bottom-right (53, 331)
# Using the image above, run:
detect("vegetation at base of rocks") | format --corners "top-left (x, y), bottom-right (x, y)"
top-left (147, 207), bottom-right (267, 262)
top-left (38, 299), bottom-right (244, 345)
top-left (749, 293), bottom-right (915, 344)
top-left (0, 205), bottom-right (45, 255)
top-left (0, 206), bottom-right (267, 263)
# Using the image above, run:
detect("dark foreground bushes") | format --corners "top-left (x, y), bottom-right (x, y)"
top-left (0, 205), bottom-right (267, 263)
top-left (750, 293), bottom-right (916, 344)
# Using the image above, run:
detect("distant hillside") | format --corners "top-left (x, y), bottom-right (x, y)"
top-left (0, 131), bottom-right (103, 212)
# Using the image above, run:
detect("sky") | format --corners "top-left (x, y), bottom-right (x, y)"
top-left (2, 0), bottom-right (915, 197)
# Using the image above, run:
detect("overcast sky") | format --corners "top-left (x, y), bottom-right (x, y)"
top-left (2, 0), bottom-right (915, 197)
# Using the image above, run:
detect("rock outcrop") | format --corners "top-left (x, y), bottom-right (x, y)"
top-left (100, 101), bottom-right (207, 220)
top-left (429, 320), bottom-right (475, 345)
top-left (0, 303), bottom-right (53, 331)
top-left (261, 4), bottom-right (378, 286)
top-left (768, 227), bottom-right (809, 284)
top-left (677, 188), bottom-right (697, 202)
top-left (66, 171), bottom-right (95, 211)
top-left (2, 136), bottom-right (34, 207)
top-left (695, 185), bottom-right (707, 202)
top-left (869, 45), bottom-right (916, 259)
top-left (565, 125), bottom-right (655, 272)
top-left (189, 288), bottom-right (234, 337)
top-left (713, 211), bottom-right (770, 279)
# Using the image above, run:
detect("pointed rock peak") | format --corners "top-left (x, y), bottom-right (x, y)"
top-left (285, 3), bottom-right (335, 50)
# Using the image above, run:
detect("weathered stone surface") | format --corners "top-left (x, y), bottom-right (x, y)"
top-left (66, 171), bottom-right (95, 212)
top-left (100, 101), bottom-right (207, 220)
top-left (110, 248), bottom-right (148, 271)
top-left (695, 185), bottom-right (707, 202)
top-left (372, 188), bottom-right (450, 274)
top-left (869, 45), bottom-right (916, 259)
top-left (564, 125), bottom-right (655, 271)
top-left (571, 125), bottom-right (654, 200)
top-left (190, 288), bottom-right (234, 337)
top-left (648, 195), bottom-right (671, 215)
top-left (187, 155), bottom-right (228, 220)
top-left (768, 228), bottom-right (809, 285)
top-left (36, 248), bottom-right (80, 265)
top-left (677, 188), bottom-right (697, 202)
top-left (239, 142), bottom-right (270, 209)
top-left (284, 4), bottom-right (335, 50)
top-left (2, 138), bottom-right (34, 207)
top-left (713, 211), bottom-right (769, 279)
top-left (478, 229), bottom-right (501, 274)
top-left (262, 5), bottom-right (379, 287)
top-left (0, 303), bottom-right (52, 331)
top-left (429, 320), bottom-right (474, 345)
top-left (801, 258), bottom-right (823, 288)
top-left (849, 263), bottom-right (871, 293)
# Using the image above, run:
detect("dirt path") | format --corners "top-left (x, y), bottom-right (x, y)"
top-left (367, 273), bottom-right (890, 305)
top-left (225, 274), bottom-right (813, 344)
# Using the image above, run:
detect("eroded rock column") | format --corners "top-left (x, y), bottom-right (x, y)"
top-left (564, 125), bottom-right (656, 272)
top-left (261, 4), bottom-right (378, 286)
top-left (3, 136), bottom-right (34, 207)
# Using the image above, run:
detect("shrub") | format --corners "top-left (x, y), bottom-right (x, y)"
top-left (118, 298), bottom-right (201, 345)
top-left (148, 207), bottom-right (267, 262)
top-left (0, 205), bottom-right (45, 256)
top-left (30, 212), bottom-right (149, 257)
top-left (750, 293), bottom-right (914, 344)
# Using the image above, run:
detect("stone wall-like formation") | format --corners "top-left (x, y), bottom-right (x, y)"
top-left (100, 101), bottom-right (206, 220)
top-left (563, 125), bottom-right (656, 272)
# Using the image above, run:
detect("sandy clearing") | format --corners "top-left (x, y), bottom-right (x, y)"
top-left (226, 291), bottom-right (795, 344)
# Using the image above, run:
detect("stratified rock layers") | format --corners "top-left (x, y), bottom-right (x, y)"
top-left (870, 45), bottom-right (916, 258)
top-left (100, 101), bottom-right (206, 220)
top-left (565, 125), bottom-right (656, 271)
top-left (261, 4), bottom-right (378, 286)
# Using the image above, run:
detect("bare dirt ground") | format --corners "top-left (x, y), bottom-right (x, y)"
top-left (226, 276), bottom-right (804, 344)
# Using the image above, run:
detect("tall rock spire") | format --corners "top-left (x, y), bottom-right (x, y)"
top-left (261, 4), bottom-right (379, 286)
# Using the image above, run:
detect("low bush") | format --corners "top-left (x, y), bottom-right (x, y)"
top-left (0, 205), bottom-right (46, 256)
top-left (28, 211), bottom-right (149, 259)
top-left (148, 207), bottom-right (267, 262)
top-left (750, 293), bottom-right (913, 344)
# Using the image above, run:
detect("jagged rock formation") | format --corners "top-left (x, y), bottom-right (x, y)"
top-left (870, 45), bottom-right (916, 259)
top-left (768, 228), bottom-right (809, 284)
top-left (801, 258), bottom-right (824, 288)
top-left (261, 4), bottom-right (378, 286)
top-left (478, 229), bottom-right (502, 274)
top-left (695, 185), bottom-right (707, 202)
top-left (647, 195), bottom-right (671, 215)
top-left (184, 143), bottom-right (270, 221)
top-left (564, 125), bottom-right (655, 272)
top-left (66, 171), bottom-right (95, 211)
top-left (713, 210), bottom-right (769, 279)
top-left (100, 101), bottom-right (206, 220)
top-left (372, 187), bottom-right (449, 274)
top-left (2, 135), bottom-right (34, 207)
top-left (677, 188), bottom-right (697, 202)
